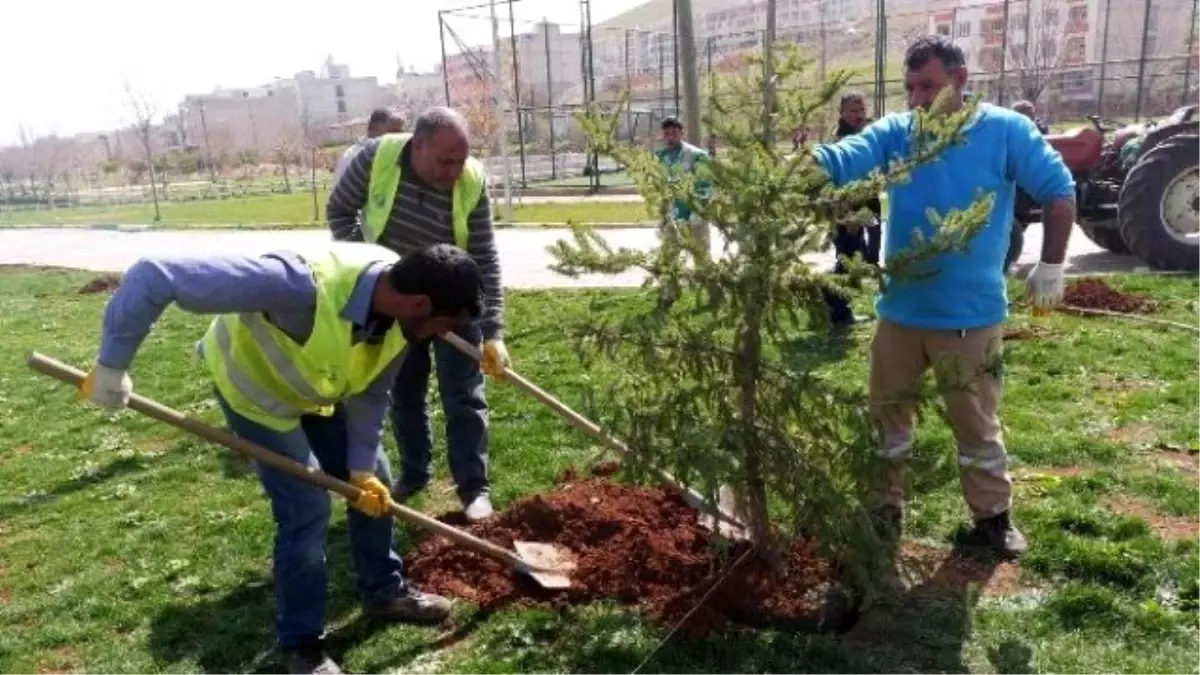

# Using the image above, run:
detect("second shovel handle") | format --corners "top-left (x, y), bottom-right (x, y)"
top-left (25, 352), bottom-right (532, 571)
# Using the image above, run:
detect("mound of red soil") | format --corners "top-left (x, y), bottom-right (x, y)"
top-left (406, 480), bottom-right (847, 637)
top-left (1063, 278), bottom-right (1157, 314)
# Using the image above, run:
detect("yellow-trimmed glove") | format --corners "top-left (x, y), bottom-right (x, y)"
top-left (79, 362), bottom-right (132, 409)
top-left (349, 472), bottom-right (393, 518)
top-left (480, 339), bottom-right (511, 381)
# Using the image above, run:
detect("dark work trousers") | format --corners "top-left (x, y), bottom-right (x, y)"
top-left (389, 322), bottom-right (489, 501)
top-left (824, 221), bottom-right (881, 325)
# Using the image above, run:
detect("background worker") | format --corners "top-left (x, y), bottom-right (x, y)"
top-left (327, 106), bottom-right (507, 522)
top-left (823, 91), bottom-right (883, 330)
top-left (656, 115), bottom-right (713, 261)
top-left (80, 242), bottom-right (484, 674)
top-left (811, 35), bottom-right (1076, 559)
top-left (333, 108), bottom-right (406, 185)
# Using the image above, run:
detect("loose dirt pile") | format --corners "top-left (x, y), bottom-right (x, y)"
top-left (406, 479), bottom-right (844, 636)
top-left (77, 274), bottom-right (121, 294)
top-left (1063, 278), bottom-right (1157, 314)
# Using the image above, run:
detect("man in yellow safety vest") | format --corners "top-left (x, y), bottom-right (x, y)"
top-left (327, 106), bottom-right (507, 522)
top-left (80, 242), bottom-right (483, 675)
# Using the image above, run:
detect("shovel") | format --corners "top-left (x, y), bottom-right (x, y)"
top-left (26, 352), bottom-right (575, 590)
top-left (439, 333), bottom-right (750, 540)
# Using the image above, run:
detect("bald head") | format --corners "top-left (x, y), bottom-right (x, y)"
top-left (411, 106), bottom-right (471, 191)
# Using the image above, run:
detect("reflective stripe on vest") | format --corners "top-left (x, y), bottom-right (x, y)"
top-left (361, 132), bottom-right (486, 249)
top-left (210, 315), bottom-right (309, 420)
top-left (201, 242), bottom-right (407, 432)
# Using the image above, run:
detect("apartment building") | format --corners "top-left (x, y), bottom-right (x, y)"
top-left (928, 0), bottom-right (1195, 107)
top-left (176, 58), bottom-right (394, 156)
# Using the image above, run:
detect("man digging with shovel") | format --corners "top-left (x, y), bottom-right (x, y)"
top-left (79, 242), bottom-right (483, 674)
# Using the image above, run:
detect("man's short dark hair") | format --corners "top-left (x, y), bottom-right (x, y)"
top-left (903, 35), bottom-right (966, 72)
top-left (661, 116), bottom-right (683, 130)
top-left (367, 108), bottom-right (395, 131)
top-left (840, 91), bottom-right (866, 109)
top-left (387, 244), bottom-right (483, 318)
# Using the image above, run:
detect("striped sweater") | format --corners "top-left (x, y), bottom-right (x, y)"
top-left (326, 138), bottom-right (504, 339)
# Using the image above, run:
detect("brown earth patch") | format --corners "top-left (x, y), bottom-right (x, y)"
top-left (899, 542), bottom-right (1028, 597)
top-left (1107, 422), bottom-right (1160, 447)
top-left (1106, 494), bottom-right (1199, 541)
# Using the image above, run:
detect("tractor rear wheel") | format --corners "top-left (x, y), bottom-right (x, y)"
top-left (1118, 134), bottom-right (1199, 272)
top-left (1078, 219), bottom-right (1131, 254)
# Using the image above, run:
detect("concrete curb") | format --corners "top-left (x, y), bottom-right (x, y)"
top-left (0, 221), bottom-right (658, 232)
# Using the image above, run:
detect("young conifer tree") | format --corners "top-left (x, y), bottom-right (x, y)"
top-left (549, 45), bottom-right (993, 583)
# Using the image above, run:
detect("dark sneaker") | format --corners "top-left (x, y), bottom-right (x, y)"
top-left (390, 480), bottom-right (427, 504)
top-left (364, 587), bottom-right (452, 624)
top-left (280, 640), bottom-right (342, 675)
top-left (973, 511), bottom-right (1028, 558)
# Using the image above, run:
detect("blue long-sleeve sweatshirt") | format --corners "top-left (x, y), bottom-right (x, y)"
top-left (812, 103), bottom-right (1075, 330)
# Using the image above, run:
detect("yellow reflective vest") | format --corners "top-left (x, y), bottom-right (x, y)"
top-left (361, 132), bottom-right (487, 249)
top-left (201, 242), bottom-right (407, 431)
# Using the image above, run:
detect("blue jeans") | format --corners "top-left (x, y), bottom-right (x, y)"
top-left (215, 392), bottom-right (407, 649)
top-left (390, 322), bottom-right (489, 501)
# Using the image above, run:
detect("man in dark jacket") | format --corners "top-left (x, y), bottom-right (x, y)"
top-left (824, 91), bottom-right (882, 329)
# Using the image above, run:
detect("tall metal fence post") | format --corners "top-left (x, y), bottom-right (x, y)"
top-left (1185, 0), bottom-right (1199, 106)
top-left (583, 0), bottom-right (597, 191)
top-left (673, 0), bottom-right (682, 115)
top-left (439, 11), bottom-right (452, 106)
top-left (874, 0), bottom-right (886, 114)
top-left (707, 36), bottom-right (714, 101)
top-left (1097, 0), bottom-right (1113, 117)
top-left (1134, 0), bottom-right (1154, 121)
top-left (626, 30), bottom-right (634, 142)
top-left (998, 0), bottom-right (1010, 105)
top-left (544, 20), bottom-right (556, 180)
top-left (507, 0), bottom-right (526, 187)
top-left (659, 37), bottom-right (666, 118)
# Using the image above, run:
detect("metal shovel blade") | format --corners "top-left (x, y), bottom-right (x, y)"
top-left (514, 541), bottom-right (576, 589)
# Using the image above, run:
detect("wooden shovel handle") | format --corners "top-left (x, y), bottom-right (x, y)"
top-left (25, 352), bottom-right (534, 572)
top-left (438, 333), bottom-right (745, 529)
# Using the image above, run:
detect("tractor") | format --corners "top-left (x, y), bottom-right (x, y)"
top-left (1010, 105), bottom-right (1199, 272)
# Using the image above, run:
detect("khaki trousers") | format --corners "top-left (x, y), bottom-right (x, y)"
top-left (868, 319), bottom-right (1011, 520)
top-left (660, 214), bottom-right (712, 262)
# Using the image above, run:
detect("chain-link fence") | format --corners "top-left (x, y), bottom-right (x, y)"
top-left (430, 0), bottom-right (1198, 190)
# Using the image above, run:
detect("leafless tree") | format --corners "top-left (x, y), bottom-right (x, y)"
top-left (1007, 0), bottom-right (1073, 106)
top-left (124, 80), bottom-right (163, 222)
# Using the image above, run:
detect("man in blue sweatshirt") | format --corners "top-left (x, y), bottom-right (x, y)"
top-left (811, 36), bottom-right (1076, 558)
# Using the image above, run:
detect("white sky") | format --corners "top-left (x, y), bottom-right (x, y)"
top-left (0, 0), bottom-right (647, 146)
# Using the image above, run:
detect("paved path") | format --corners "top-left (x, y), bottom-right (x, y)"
top-left (0, 225), bottom-right (1143, 289)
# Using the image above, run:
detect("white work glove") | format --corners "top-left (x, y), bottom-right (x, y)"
top-left (1025, 261), bottom-right (1065, 309)
top-left (79, 362), bottom-right (133, 409)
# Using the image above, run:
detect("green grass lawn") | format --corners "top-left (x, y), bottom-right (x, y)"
top-left (0, 192), bottom-right (653, 229)
top-left (0, 269), bottom-right (1196, 673)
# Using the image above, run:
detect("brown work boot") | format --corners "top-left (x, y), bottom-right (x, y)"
top-left (280, 639), bottom-right (342, 675)
top-left (972, 511), bottom-right (1028, 558)
top-left (363, 587), bottom-right (452, 624)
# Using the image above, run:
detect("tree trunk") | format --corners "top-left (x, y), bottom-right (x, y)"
top-left (143, 139), bottom-right (162, 223)
top-left (737, 301), bottom-right (772, 555)
top-left (280, 157), bottom-right (291, 193)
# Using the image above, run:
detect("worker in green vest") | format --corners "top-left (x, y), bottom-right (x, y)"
top-left (327, 106), bottom-right (507, 522)
top-left (80, 242), bottom-right (484, 674)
